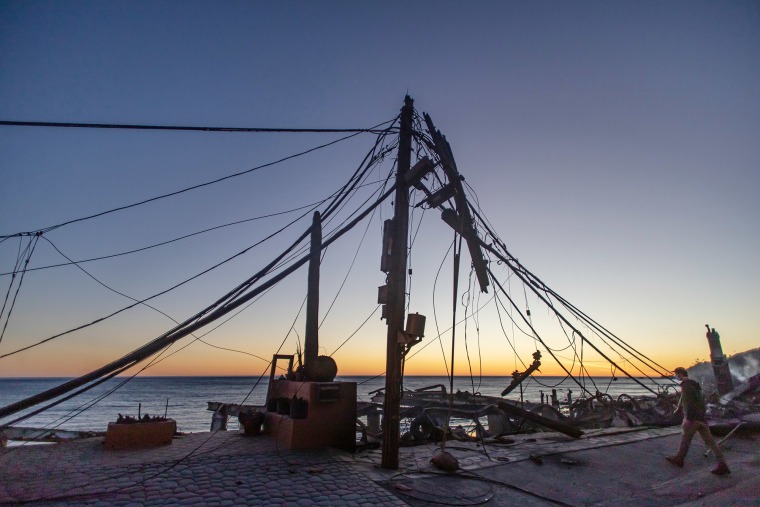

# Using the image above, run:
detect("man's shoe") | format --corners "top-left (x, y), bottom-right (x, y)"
top-left (711, 462), bottom-right (730, 475)
top-left (665, 456), bottom-right (684, 468)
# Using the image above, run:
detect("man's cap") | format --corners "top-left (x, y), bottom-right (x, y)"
top-left (674, 367), bottom-right (688, 377)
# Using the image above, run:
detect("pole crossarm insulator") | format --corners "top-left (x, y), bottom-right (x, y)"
top-left (422, 112), bottom-right (489, 293)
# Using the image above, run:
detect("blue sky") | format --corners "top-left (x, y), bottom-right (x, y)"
top-left (0, 1), bottom-right (758, 378)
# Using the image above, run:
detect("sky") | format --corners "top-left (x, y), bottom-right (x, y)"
top-left (0, 1), bottom-right (758, 380)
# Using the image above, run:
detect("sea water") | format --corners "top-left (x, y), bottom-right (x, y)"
top-left (0, 375), bottom-right (674, 434)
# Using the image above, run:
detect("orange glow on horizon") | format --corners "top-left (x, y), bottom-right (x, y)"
top-left (1, 352), bottom-right (683, 378)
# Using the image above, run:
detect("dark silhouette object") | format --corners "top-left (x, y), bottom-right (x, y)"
top-left (430, 449), bottom-right (459, 472)
top-left (665, 367), bottom-right (730, 475)
top-left (309, 355), bottom-right (338, 382)
top-left (289, 396), bottom-right (308, 419)
top-left (238, 411), bottom-right (265, 436)
top-left (276, 397), bottom-right (290, 415)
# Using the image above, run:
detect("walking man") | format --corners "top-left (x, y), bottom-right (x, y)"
top-left (666, 367), bottom-right (730, 475)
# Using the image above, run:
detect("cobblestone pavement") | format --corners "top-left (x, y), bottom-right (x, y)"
top-left (1, 426), bottom-right (757, 506)
top-left (0, 431), bottom-right (407, 506)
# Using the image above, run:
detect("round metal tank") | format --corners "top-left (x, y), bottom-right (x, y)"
top-left (405, 313), bottom-right (426, 338)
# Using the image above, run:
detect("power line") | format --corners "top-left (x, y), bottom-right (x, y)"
top-left (0, 130), bottom-right (401, 422)
top-left (0, 178), bottom-right (391, 277)
top-left (319, 173), bottom-right (388, 328)
top-left (329, 306), bottom-right (381, 356)
top-left (1, 117), bottom-right (398, 239)
top-left (0, 126), bottom-right (398, 360)
top-left (1, 206), bottom-right (314, 276)
top-left (0, 120), bottom-right (395, 134)
top-left (0, 200), bottom-right (318, 360)
top-left (466, 198), bottom-right (671, 382)
top-left (0, 177), bottom-right (399, 421)
top-left (0, 234), bottom-right (40, 346)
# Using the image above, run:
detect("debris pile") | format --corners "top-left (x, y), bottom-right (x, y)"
top-left (706, 373), bottom-right (760, 435)
top-left (373, 374), bottom-right (760, 445)
top-left (115, 413), bottom-right (170, 424)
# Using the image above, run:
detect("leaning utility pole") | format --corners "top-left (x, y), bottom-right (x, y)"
top-left (381, 95), bottom-right (413, 469)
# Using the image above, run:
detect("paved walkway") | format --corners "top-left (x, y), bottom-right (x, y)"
top-left (371, 426), bottom-right (760, 506)
top-left (1, 426), bottom-right (758, 506)
top-left (0, 431), bottom-right (405, 506)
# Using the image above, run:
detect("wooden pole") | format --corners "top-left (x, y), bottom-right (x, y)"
top-left (304, 211), bottom-right (321, 379)
top-left (381, 95), bottom-right (413, 469)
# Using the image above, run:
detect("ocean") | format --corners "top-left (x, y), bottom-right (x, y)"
top-left (0, 375), bottom-right (674, 435)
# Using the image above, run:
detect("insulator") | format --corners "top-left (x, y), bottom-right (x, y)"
top-left (405, 157), bottom-right (435, 189)
top-left (423, 183), bottom-right (456, 208)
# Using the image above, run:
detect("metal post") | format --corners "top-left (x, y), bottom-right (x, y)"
top-left (381, 95), bottom-right (413, 469)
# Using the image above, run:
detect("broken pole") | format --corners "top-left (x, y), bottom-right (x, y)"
top-left (381, 95), bottom-right (413, 470)
top-left (498, 401), bottom-right (583, 438)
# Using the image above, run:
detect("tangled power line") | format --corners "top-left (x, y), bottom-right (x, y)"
top-left (0, 116), bottom-right (400, 417)
top-left (0, 108), bottom-right (678, 503)
top-left (1, 109), bottom-right (673, 418)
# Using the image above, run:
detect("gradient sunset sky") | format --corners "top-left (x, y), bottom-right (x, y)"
top-left (1, 1), bottom-right (758, 379)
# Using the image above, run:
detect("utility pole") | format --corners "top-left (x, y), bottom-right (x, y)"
top-left (381, 95), bottom-right (413, 469)
top-left (303, 211), bottom-right (321, 380)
